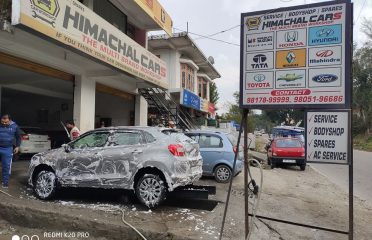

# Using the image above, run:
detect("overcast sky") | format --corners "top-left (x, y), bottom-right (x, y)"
top-left (159, 0), bottom-right (371, 114)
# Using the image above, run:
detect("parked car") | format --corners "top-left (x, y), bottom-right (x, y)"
top-left (266, 138), bottom-right (306, 171)
top-left (28, 127), bottom-right (203, 208)
top-left (184, 130), bottom-right (243, 183)
top-left (15, 127), bottom-right (51, 160)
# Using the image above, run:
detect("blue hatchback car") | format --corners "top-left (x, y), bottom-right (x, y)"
top-left (185, 131), bottom-right (243, 183)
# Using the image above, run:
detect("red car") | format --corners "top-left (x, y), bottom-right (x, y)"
top-left (267, 138), bottom-right (306, 171)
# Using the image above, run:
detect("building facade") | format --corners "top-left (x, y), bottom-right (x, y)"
top-left (148, 32), bottom-right (220, 125)
top-left (0, 0), bottom-right (172, 136)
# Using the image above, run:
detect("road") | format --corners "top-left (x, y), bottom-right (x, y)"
top-left (310, 150), bottom-right (372, 205)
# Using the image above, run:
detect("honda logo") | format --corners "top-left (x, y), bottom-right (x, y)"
top-left (316, 50), bottom-right (334, 58)
top-left (285, 31), bottom-right (298, 42)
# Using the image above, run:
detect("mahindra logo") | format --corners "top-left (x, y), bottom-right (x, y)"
top-left (253, 54), bottom-right (267, 63)
top-left (285, 31), bottom-right (298, 42)
top-left (316, 50), bottom-right (334, 58)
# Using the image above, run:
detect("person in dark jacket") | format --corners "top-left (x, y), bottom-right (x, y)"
top-left (0, 114), bottom-right (21, 188)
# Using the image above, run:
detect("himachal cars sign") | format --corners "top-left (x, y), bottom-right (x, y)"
top-left (240, 0), bottom-right (352, 109)
top-left (12, 0), bottom-right (168, 88)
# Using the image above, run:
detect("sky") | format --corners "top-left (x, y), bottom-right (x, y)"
top-left (158, 0), bottom-right (372, 114)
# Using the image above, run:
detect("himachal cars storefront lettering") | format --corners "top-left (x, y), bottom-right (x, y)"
top-left (14, 0), bottom-right (168, 88)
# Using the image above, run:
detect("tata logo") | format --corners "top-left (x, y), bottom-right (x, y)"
top-left (246, 17), bottom-right (261, 30)
top-left (285, 31), bottom-right (298, 42)
top-left (286, 52), bottom-right (296, 64)
top-left (312, 74), bottom-right (338, 83)
top-left (316, 28), bottom-right (334, 38)
top-left (30, 0), bottom-right (60, 27)
top-left (251, 54), bottom-right (268, 69)
top-left (253, 74), bottom-right (266, 82)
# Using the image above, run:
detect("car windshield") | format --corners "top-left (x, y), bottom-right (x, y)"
top-left (275, 139), bottom-right (302, 148)
top-left (21, 128), bottom-right (48, 135)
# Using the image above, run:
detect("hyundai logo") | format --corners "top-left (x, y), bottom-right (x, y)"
top-left (253, 54), bottom-right (267, 63)
top-left (316, 50), bottom-right (334, 58)
top-left (253, 74), bottom-right (266, 82)
top-left (285, 31), bottom-right (298, 42)
top-left (316, 28), bottom-right (334, 37)
top-left (312, 74), bottom-right (338, 83)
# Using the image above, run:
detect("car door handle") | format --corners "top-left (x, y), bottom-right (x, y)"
top-left (132, 149), bottom-right (143, 154)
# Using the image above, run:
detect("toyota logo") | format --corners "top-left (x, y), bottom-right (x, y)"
top-left (316, 50), bottom-right (334, 58)
top-left (253, 74), bottom-right (266, 82)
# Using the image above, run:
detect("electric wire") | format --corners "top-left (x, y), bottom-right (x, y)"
top-left (355, 0), bottom-right (368, 24)
top-left (194, 24), bottom-right (240, 40)
top-left (173, 27), bottom-right (240, 47)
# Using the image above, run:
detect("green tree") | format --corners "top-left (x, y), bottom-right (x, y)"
top-left (209, 81), bottom-right (219, 109)
top-left (352, 19), bottom-right (372, 135)
top-left (223, 92), bottom-right (255, 132)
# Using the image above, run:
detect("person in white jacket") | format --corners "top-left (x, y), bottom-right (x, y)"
top-left (65, 121), bottom-right (80, 141)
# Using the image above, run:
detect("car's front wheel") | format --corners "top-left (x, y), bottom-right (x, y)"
top-left (214, 165), bottom-right (232, 183)
top-left (34, 170), bottom-right (57, 200)
top-left (135, 174), bottom-right (167, 208)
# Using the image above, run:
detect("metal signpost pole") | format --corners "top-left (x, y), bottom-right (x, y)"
top-left (243, 109), bottom-right (249, 238)
top-left (349, 111), bottom-right (354, 240)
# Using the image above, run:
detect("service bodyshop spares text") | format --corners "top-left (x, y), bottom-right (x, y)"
top-left (260, 6), bottom-right (343, 30)
top-left (62, 6), bottom-right (166, 77)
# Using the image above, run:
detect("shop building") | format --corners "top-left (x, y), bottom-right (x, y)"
top-left (148, 32), bottom-right (220, 126)
top-left (0, 0), bottom-right (172, 140)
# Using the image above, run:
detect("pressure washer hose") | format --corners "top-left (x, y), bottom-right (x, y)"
top-left (246, 159), bottom-right (263, 240)
top-left (116, 207), bottom-right (148, 240)
top-left (0, 189), bottom-right (13, 198)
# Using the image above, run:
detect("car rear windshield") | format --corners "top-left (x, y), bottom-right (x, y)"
top-left (226, 133), bottom-right (238, 146)
top-left (275, 139), bottom-right (302, 148)
top-left (21, 128), bottom-right (48, 135)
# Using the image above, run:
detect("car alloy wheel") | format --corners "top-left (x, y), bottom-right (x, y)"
top-left (135, 174), bottom-right (166, 208)
top-left (215, 165), bottom-right (232, 183)
top-left (34, 170), bottom-right (57, 200)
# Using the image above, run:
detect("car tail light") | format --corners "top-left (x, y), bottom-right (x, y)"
top-left (168, 144), bottom-right (185, 157)
top-left (21, 134), bottom-right (29, 140)
top-left (233, 146), bottom-right (237, 153)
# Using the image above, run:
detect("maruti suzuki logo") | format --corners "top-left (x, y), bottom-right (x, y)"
top-left (285, 31), bottom-right (298, 42)
top-left (316, 50), bottom-right (334, 58)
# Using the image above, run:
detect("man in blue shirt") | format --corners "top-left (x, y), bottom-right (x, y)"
top-left (0, 114), bottom-right (21, 188)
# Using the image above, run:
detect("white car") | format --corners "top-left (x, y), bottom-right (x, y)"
top-left (19, 127), bottom-right (51, 156)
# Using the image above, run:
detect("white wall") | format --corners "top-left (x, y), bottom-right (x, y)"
top-left (73, 76), bottom-right (96, 133)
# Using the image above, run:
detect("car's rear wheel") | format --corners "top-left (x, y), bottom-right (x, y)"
top-left (214, 165), bottom-right (232, 183)
top-left (34, 170), bottom-right (57, 200)
top-left (135, 174), bottom-right (167, 208)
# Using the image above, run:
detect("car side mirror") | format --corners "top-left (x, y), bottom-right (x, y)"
top-left (62, 144), bottom-right (71, 153)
